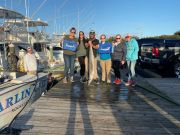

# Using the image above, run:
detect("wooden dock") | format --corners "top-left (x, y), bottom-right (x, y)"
top-left (145, 78), bottom-right (180, 104)
top-left (9, 78), bottom-right (180, 135)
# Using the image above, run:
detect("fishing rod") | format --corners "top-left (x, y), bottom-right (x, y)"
top-left (31, 0), bottom-right (48, 19)
top-left (56, 0), bottom-right (69, 14)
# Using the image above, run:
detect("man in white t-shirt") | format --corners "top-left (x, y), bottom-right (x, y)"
top-left (24, 46), bottom-right (38, 75)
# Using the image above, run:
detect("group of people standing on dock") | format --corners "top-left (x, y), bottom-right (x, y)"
top-left (62, 27), bottom-right (139, 86)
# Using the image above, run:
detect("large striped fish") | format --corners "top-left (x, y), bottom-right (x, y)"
top-left (88, 46), bottom-right (94, 85)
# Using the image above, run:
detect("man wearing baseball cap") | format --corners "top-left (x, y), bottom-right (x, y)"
top-left (85, 30), bottom-right (99, 84)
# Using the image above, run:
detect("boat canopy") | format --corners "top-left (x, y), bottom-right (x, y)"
top-left (25, 18), bottom-right (48, 27)
top-left (0, 7), bottom-right (25, 19)
top-left (4, 18), bottom-right (48, 27)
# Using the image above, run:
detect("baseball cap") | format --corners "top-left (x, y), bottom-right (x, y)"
top-left (125, 33), bottom-right (131, 38)
top-left (27, 46), bottom-right (32, 50)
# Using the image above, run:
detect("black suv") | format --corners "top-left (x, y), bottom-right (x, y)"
top-left (138, 39), bottom-right (180, 78)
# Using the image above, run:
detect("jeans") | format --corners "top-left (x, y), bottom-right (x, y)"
top-left (63, 54), bottom-right (75, 78)
top-left (78, 56), bottom-right (86, 77)
top-left (126, 60), bottom-right (136, 81)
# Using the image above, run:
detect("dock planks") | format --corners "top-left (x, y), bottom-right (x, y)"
top-left (10, 78), bottom-right (180, 135)
top-left (145, 78), bottom-right (180, 104)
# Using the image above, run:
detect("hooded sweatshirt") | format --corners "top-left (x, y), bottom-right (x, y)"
top-left (125, 38), bottom-right (139, 61)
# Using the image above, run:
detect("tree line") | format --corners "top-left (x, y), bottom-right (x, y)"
top-left (107, 30), bottom-right (180, 42)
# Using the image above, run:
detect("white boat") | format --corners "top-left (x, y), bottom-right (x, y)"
top-left (0, 73), bottom-right (48, 131)
top-left (0, 7), bottom-right (48, 131)
top-left (47, 33), bottom-right (65, 68)
top-left (3, 18), bottom-right (51, 71)
top-left (0, 6), bottom-right (27, 71)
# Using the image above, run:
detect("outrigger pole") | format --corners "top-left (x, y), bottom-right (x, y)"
top-left (25, 0), bottom-right (29, 44)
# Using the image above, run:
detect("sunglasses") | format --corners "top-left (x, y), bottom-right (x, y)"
top-left (71, 31), bottom-right (76, 34)
top-left (116, 38), bottom-right (121, 39)
top-left (90, 32), bottom-right (95, 34)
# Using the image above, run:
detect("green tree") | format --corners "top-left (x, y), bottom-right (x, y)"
top-left (174, 31), bottom-right (180, 35)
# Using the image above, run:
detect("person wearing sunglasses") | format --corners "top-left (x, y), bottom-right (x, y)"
top-left (62, 27), bottom-right (78, 83)
top-left (98, 34), bottom-right (112, 84)
top-left (76, 31), bottom-right (88, 83)
top-left (111, 34), bottom-right (126, 85)
top-left (85, 30), bottom-right (99, 84)
top-left (124, 34), bottom-right (139, 86)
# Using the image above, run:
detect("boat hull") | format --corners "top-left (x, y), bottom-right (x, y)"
top-left (0, 73), bottom-right (48, 130)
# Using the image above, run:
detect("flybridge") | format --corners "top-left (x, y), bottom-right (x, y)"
top-left (0, 88), bottom-right (31, 112)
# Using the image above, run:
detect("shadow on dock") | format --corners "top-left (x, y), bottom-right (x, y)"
top-left (65, 82), bottom-right (94, 135)
top-left (6, 69), bottom-right (180, 134)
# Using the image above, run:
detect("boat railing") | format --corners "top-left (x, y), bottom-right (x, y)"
top-left (40, 31), bottom-right (49, 40)
top-left (31, 31), bottom-right (48, 42)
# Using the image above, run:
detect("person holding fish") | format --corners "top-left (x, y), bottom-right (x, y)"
top-left (85, 30), bottom-right (99, 85)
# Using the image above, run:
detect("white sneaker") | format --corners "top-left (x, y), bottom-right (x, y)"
top-left (70, 76), bottom-right (74, 82)
top-left (63, 77), bottom-right (68, 83)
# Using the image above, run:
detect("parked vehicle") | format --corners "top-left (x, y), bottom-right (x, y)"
top-left (138, 39), bottom-right (180, 78)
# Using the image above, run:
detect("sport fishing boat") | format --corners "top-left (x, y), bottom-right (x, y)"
top-left (0, 7), bottom-right (48, 131)
top-left (0, 73), bottom-right (48, 131)
top-left (4, 17), bottom-right (51, 71)
top-left (46, 33), bottom-right (64, 68)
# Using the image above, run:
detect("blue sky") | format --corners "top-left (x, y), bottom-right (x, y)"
top-left (0, 0), bottom-right (180, 38)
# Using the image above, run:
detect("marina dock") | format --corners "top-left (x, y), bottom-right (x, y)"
top-left (145, 78), bottom-right (180, 104)
top-left (9, 77), bottom-right (180, 135)
top-left (0, 1), bottom-right (180, 135)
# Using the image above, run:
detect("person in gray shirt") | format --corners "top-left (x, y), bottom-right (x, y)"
top-left (111, 34), bottom-right (126, 85)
